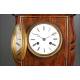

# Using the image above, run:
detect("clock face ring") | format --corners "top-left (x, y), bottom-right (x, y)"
top-left (27, 23), bottom-right (63, 57)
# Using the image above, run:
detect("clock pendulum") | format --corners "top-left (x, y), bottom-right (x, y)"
top-left (11, 24), bottom-right (27, 65)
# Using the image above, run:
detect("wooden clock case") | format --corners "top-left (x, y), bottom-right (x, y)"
top-left (13, 14), bottom-right (76, 66)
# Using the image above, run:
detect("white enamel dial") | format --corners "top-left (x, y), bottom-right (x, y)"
top-left (28, 23), bottom-right (62, 57)
top-left (16, 26), bottom-right (22, 52)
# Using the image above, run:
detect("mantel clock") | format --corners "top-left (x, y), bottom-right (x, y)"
top-left (11, 14), bottom-right (76, 66)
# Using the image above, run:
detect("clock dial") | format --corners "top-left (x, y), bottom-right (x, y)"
top-left (16, 26), bottom-right (22, 52)
top-left (28, 23), bottom-right (62, 57)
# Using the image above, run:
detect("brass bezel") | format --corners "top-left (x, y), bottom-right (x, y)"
top-left (11, 24), bottom-right (27, 63)
top-left (27, 23), bottom-right (63, 57)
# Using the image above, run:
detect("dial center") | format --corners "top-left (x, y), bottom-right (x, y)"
top-left (42, 38), bottom-right (46, 41)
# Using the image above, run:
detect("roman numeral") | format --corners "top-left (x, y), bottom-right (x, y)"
top-left (33, 42), bottom-right (39, 46)
top-left (52, 32), bottom-right (56, 36)
top-left (31, 39), bottom-right (35, 40)
top-left (16, 42), bottom-right (20, 46)
top-left (33, 43), bottom-right (37, 46)
top-left (49, 47), bottom-right (52, 51)
top-left (43, 26), bottom-right (45, 31)
top-left (44, 48), bottom-right (45, 53)
top-left (37, 47), bottom-right (40, 51)
top-left (37, 28), bottom-right (40, 32)
top-left (32, 33), bottom-right (38, 35)
top-left (17, 39), bottom-right (21, 40)
top-left (48, 28), bottom-right (50, 32)
top-left (53, 38), bottom-right (57, 40)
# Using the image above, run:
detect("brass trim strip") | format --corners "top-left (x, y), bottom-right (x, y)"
top-left (65, 16), bottom-right (69, 66)
top-left (20, 16), bottom-right (69, 18)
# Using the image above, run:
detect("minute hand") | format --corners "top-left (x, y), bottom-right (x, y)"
top-left (46, 32), bottom-right (56, 39)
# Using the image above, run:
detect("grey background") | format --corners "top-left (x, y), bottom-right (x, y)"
top-left (0, 14), bottom-right (80, 66)
top-left (74, 15), bottom-right (80, 65)
top-left (0, 15), bottom-right (16, 66)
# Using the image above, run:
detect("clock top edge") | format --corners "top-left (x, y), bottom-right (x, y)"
top-left (12, 14), bottom-right (76, 17)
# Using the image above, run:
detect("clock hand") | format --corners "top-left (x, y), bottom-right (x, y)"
top-left (32, 33), bottom-right (43, 39)
top-left (32, 32), bottom-right (56, 41)
top-left (46, 32), bottom-right (56, 39)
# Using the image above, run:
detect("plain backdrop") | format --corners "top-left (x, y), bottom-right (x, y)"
top-left (0, 14), bottom-right (80, 66)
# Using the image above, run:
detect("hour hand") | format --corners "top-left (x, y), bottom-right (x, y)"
top-left (32, 33), bottom-right (42, 39)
